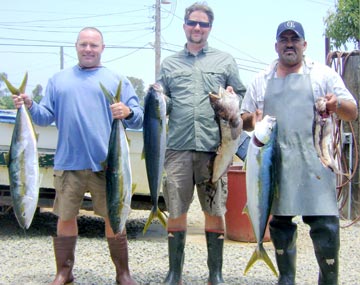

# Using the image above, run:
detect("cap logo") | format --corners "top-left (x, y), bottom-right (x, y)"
top-left (286, 21), bottom-right (296, 28)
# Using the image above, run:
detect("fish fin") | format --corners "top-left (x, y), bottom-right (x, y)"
top-left (143, 208), bottom-right (155, 235)
top-left (157, 208), bottom-right (167, 229)
top-left (243, 158), bottom-right (248, 171)
top-left (4, 152), bottom-right (9, 166)
top-left (132, 184), bottom-right (137, 195)
top-left (141, 147), bottom-right (145, 160)
top-left (143, 207), bottom-right (168, 235)
top-left (1, 75), bottom-right (20, 95)
top-left (318, 155), bottom-right (349, 177)
top-left (115, 80), bottom-right (122, 102)
top-left (18, 72), bottom-right (28, 94)
top-left (100, 160), bottom-right (107, 170)
top-left (242, 205), bottom-right (249, 216)
top-left (99, 82), bottom-right (116, 104)
top-left (244, 243), bottom-right (278, 277)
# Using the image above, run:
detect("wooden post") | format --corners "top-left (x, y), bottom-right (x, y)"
top-left (342, 51), bottom-right (360, 219)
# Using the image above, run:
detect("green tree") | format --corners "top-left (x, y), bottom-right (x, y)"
top-left (32, 84), bottom-right (43, 104)
top-left (324, 0), bottom-right (360, 50)
top-left (0, 95), bottom-right (15, 109)
top-left (0, 72), bottom-right (9, 97)
top-left (128, 76), bottom-right (146, 106)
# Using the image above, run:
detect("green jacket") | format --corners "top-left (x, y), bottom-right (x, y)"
top-left (158, 44), bottom-right (246, 152)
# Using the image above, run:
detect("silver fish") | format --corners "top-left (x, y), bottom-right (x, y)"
top-left (3, 73), bottom-right (40, 229)
top-left (209, 86), bottom-right (243, 183)
top-left (243, 115), bottom-right (278, 277)
top-left (101, 81), bottom-right (132, 237)
top-left (142, 84), bottom-right (167, 234)
top-left (313, 97), bottom-right (343, 174)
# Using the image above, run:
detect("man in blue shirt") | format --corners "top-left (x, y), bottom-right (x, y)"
top-left (13, 27), bottom-right (142, 285)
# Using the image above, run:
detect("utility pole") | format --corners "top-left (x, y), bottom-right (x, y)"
top-left (154, 0), bottom-right (170, 81)
top-left (154, 0), bottom-right (161, 80)
top-left (60, 46), bottom-right (64, 70)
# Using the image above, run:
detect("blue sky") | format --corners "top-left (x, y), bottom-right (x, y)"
top-left (0, 0), bottom-right (339, 94)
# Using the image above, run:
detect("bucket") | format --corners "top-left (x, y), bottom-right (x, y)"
top-left (225, 165), bottom-right (271, 242)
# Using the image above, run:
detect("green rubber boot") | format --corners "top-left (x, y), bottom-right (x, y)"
top-left (162, 231), bottom-right (186, 285)
top-left (206, 231), bottom-right (226, 285)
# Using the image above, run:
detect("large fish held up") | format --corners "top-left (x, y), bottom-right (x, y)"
top-left (100, 81), bottom-right (132, 237)
top-left (243, 115), bottom-right (278, 277)
top-left (209, 86), bottom-right (243, 184)
top-left (2, 73), bottom-right (40, 229)
top-left (313, 97), bottom-right (344, 175)
top-left (142, 84), bottom-right (167, 234)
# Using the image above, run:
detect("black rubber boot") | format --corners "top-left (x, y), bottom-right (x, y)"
top-left (162, 231), bottom-right (186, 285)
top-left (303, 216), bottom-right (339, 285)
top-left (205, 231), bottom-right (226, 285)
top-left (270, 216), bottom-right (297, 285)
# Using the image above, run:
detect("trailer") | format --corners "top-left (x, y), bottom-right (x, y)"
top-left (0, 109), bottom-right (166, 213)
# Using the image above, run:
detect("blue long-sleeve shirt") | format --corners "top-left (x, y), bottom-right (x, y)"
top-left (29, 65), bottom-right (143, 171)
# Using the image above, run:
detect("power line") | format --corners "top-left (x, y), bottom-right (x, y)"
top-left (0, 8), bottom-right (150, 25)
top-left (0, 24), bottom-right (153, 34)
top-left (0, 42), bottom-right (155, 50)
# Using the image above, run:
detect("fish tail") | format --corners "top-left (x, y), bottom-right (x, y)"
top-left (244, 243), bottom-right (278, 277)
top-left (157, 207), bottom-right (167, 229)
top-left (1, 75), bottom-right (20, 95)
top-left (143, 206), bottom-right (168, 235)
top-left (19, 72), bottom-right (28, 94)
top-left (142, 207), bottom-right (156, 235)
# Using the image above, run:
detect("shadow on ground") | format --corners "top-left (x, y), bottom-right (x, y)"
top-left (0, 208), bottom-right (167, 240)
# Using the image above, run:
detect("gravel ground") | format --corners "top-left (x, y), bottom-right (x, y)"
top-left (0, 197), bottom-right (359, 285)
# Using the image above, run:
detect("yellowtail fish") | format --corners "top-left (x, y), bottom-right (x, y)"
top-left (209, 86), bottom-right (243, 183)
top-left (243, 115), bottom-right (278, 277)
top-left (100, 81), bottom-right (132, 237)
top-left (142, 84), bottom-right (167, 234)
top-left (2, 73), bottom-right (40, 229)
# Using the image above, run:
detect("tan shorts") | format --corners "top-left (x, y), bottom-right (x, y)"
top-left (163, 150), bottom-right (228, 219)
top-left (53, 170), bottom-right (107, 220)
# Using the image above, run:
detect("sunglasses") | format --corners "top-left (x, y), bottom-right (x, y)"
top-left (185, 20), bottom-right (212, 28)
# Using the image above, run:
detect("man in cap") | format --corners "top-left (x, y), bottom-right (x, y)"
top-left (241, 20), bottom-right (357, 285)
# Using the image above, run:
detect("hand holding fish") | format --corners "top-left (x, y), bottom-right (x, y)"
top-left (322, 93), bottom-right (357, 121)
top-left (148, 83), bottom-right (168, 102)
top-left (225, 85), bottom-right (234, 94)
top-left (242, 109), bottom-right (263, 131)
top-left (110, 102), bottom-right (132, 120)
top-left (12, 94), bottom-right (33, 109)
top-left (2, 72), bottom-right (32, 110)
top-left (324, 93), bottom-right (338, 114)
top-left (150, 83), bottom-right (163, 94)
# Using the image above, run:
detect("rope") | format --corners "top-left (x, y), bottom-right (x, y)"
top-left (327, 51), bottom-right (360, 227)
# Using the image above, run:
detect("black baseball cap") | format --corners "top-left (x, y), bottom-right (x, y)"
top-left (276, 20), bottom-right (305, 39)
